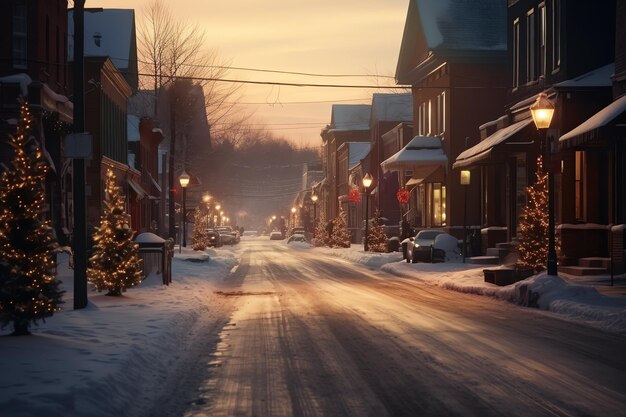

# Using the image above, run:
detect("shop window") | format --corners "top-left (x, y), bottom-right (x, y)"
top-left (430, 182), bottom-right (446, 227)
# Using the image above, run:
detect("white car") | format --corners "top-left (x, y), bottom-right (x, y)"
top-left (269, 231), bottom-right (284, 240)
top-left (405, 229), bottom-right (448, 263)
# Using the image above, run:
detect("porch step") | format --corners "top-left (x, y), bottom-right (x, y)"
top-left (467, 256), bottom-right (501, 265)
top-left (558, 266), bottom-right (609, 276)
top-left (486, 247), bottom-right (508, 259)
top-left (578, 257), bottom-right (610, 268)
top-left (495, 242), bottom-right (516, 250)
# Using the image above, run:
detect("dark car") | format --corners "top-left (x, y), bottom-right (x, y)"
top-left (216, 226), bottom-right (240, 245)
top-left (206, 229), bottom-right (222, 247)
top-left (404, 229), bottom-right (447, 263)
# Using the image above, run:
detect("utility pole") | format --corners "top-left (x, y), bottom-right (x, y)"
top-left (72, 0), bottom-right (88, 309)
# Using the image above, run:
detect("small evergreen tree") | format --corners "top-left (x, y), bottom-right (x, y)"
top-left (0, 101), bottom-right (63, 336)
top-left (516, 155), bottom-right (549, 272)
top-left (88, 170), bottom-right (143, 296)
top-left (368, 210), bottom-right (388, 253)
top-left (191, 203), bottom-right (209, 250)
top-left (329, 208), bottom-right (351, 248)
top-left (313, 210), bottom-right (328, 247)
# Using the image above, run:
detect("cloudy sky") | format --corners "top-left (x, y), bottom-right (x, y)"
top-left (89, 0), bottom-right (409, 147)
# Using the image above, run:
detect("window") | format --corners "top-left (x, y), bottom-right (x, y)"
top-left (427, 100), bottom-right (432, 135)
top-left (418, 104), bottom-right (424, 135)
top-left (429, 183), bottom-right (446, 226)
top-left (513, 19), bottom-right (520, 88)
top-left (12, 3), bottom-right (27, 69)
top-left (526, 9), bottom-right (536, 83)
top-left (551, 0), bottom-right (561, 70)
top-left (436, 92), bottom-right (446, 135)
top-left (575, 151), bottom-right (585, 220)
top-left (539, 4), bottom-right (546, 77)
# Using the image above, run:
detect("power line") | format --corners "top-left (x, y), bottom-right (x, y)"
top-left (137, 72), bottom-right (409, 89)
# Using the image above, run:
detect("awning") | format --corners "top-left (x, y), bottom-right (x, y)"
top-left (559, 94), bottom-right (626, 148)
top-left (148, 173), bottom-right (161, 194)
top-left (127, 178), bottom-right (149, 199)
top-left (453, 118), bottom-right (533, 169)
top-left (405, 165), bottom-right (445, 186)
top-left (381, 136), bottom-right (447, 176)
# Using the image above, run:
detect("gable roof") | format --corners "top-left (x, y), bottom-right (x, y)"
top-left (68, 9), bottom-right (138, 91)
top-left (348, 142), bottom-right (371, 169)
top-left (329, 104), bottom-right (371, 132)
top-left (396, 0), bottom-right (506, 82)
top-left (371, 93), bottom-right (413, 123)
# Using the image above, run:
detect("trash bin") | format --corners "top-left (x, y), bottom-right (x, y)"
top-left (135, 232), bottom-right (175, 285)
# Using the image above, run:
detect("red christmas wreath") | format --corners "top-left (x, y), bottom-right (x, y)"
top-left (396, 187), bottom-right (410, 204)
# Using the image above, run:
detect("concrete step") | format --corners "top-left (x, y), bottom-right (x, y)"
top-left (486, 247), bottom-right (508, 259)
top-left (495, 242), bottom-right (516, 250)
top-left (467, 256), bottom-right (501, 265)
top-left (578, 257), bottom-right (610, 268)
top-left (558, 266), bottom-right (609, 276)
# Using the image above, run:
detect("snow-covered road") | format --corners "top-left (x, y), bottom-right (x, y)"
top-left (175, 239), bottom-right (626, 417)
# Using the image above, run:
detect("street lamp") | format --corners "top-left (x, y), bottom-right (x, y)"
top-left (311, 194), bottom-right (318, 232)
top-left (362, 173), bottom-right (373, 251)
top-left (530, 92), bottom-right (557, 275)
top-left (178, 171), bottom-right (190, 250)
top-left (202, 194), bottom-right (211, 231)
top-left (291, 207), bottom-right (297, 228)
top-left (460, 170), bottom-right (471, 263)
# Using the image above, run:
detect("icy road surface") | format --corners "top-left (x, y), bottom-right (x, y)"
top-left (170, 239), bottom-right (626, 417)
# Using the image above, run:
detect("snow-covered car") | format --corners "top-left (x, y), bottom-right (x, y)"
top-left (287, 233), bottom-right (307, 244)
top-left (405, 229), bottom-right (448, 263)
top-left (206, 229), bottom-right (222, 247)
top-left (269, 231), bottom-right (284, 240)
top-left (216, 226), bottom-right (240, 245)
top-left (289, 227), bottom-right (306, 237)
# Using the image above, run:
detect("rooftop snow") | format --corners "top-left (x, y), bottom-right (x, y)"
top-left (555, 63), bottom-right (614, 88)
top-left (330, 104), bottom-right (371, 131)
top-left (348, 142), bottom-right (371, 169)
top-left (371, 93), bottom-right (413, 123)
top-left (416, 0), bottom-right (506, 51)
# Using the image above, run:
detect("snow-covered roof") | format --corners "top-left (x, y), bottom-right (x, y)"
top-left (127, 115), bottom-right (140, 142)
top-left (348, 142), bottom-right (371, 169)
top-left (371, 93), bottom-right (413, 123)
top-left (555, 63), bottom-right (614, 89)
top-left (0, 73), bottom-right (32, 96)
top-left (381, 135), bottom-right (447, 175)
top-left (560, 94), bottom-right (626, 144)
top-left (416, 0), bottom-right (506, 51)
top-left (68, 9), bottom-right (135, 69)
top-left (329, 104), bottom-right (371, 132)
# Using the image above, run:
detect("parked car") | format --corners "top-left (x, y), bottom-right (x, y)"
top-left (269, 231), bottom-right (284, 240)
top-left (206, 229), bottom-right (222, 247)
top-left (287, 233), bottom-right (307, 244)
top-left (404, 229), bottom-right (448, 263)
top-left (216, 226), bottom-right (240, 245)
top-left (289, 227), bottom-right (306, 237)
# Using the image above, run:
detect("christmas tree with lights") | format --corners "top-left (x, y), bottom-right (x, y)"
top-left (330, 208), bottom-right (351, 248)
top-left (368, 210), bottom-right (388, 253)
top-left (88, 169), bottom-right (143, 296)
top-left (191, 203), bottom-right (209, 250)
top-left (313, 210), bottom-right (328, 247)
top-left (0, 101), bottom-right (63, 336)
top-left (516, 155), bottom-right (549, 273)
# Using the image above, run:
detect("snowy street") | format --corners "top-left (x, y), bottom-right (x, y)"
top-left (2, 237), bottom-right (626, 417)
top-left (175, 239), bottom-right (626, 417)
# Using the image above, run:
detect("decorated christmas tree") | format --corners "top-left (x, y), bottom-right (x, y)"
top-left (88, 169), bottom-right (143, 296)
top-left (313, 210), bottom-right (328, 247)
top-left (516, 155), bottom-right (549, 272)
top-left (329, 208), bottom-right (351, 248)
top-left (368, 210), bottom-right (388, 253)
top-left (191, 203), bottom-right (209, 250)
top-left (0, 101), bottom-right (63, 336)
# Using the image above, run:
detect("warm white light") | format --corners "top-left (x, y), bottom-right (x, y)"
top-left (530, 93), bottom-right (555, 129)
top-left (215, 204), bottom-right (221, 211)
top-left (362, 173), bottom-right (373, 189)
top-left (202, 193), bottom-right (211, 203)
top-left (291, 207), bottom-right (297, 214)
top-left (311, 194), bottom-right (318, 202)
top-left (460, 170), bottom-right (471, 185)
top-left (178, 171), bottom-right (190, 188)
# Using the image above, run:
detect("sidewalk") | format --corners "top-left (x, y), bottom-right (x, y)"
top-left (560, 273), bottom-right (626, 297)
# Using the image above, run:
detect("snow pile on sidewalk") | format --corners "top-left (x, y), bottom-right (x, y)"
top-left (309, 244), bottom-right (626, 335)
top-left (0, 246), bottom-right (239, 417)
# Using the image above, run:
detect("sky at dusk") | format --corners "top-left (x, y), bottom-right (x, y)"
top-left (84, 0), bottom-right (409, 148)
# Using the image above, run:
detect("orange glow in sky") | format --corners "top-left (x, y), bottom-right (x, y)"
top-left (86, 0), bottom-right (408, 148)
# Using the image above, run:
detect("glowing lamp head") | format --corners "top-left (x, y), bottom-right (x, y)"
top-left (530, 93), bottom-right (555, 129)
top-left (291, 207), bottom-right (297, 214)
top-left (460, 170), bottom-right (471, 185)
top-left (202, 193), bottom-right (211, 203)
top-left (215, 204), bottom-right (221, 211)
top-left (311, 194), bottom-right (318, 202)
top-left (362, 173), bottom-right (373, 189)
top-left (178, 171), bottom-right (190, 188)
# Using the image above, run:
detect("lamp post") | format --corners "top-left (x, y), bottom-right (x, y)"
top-left (215, 204), bottom-right (221, 227)
top-left (311, 194), bottom-right (318, 232)
top-left (202, 194), bottom-right (211, 231)
top-left (291, 207), bottom-right (297, 228)
top-left (178, 171), bottom-right (190, 250)
top-left (530, 92), bottom-right (557, 276)
top-left (362, 173), bottom-right (373, 251)
top-left (460, 170), bottom-right (471, 263)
